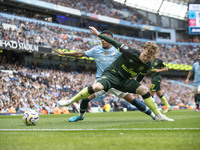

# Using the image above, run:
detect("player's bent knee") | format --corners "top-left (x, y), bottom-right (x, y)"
top-left (119, 92), bottom-right (129, 99)
top-left (92, 82), bottom-right (104, 92)
top-left (136, 85), bottom-right (149, 96)
top-left (157, 90), bottom-right (163, 97)
top-left (123, 94), bottom-right (134, 102)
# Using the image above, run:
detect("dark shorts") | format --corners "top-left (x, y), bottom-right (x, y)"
top-left (150, 80), bottom-right (161, 92)
top-left (96, 71), bottom-right (141, 94)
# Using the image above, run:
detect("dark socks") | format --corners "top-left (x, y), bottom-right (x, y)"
top-left (196, 94), bottom-right (200, 110)
top-left (80, 98), bottom-right (91, 114)
top-left (131, 99), bottom-right (152, 115)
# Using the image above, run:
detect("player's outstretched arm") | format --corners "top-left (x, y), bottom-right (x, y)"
top-left (89, 26), bottom-right (121, 49)
top-left (185, 70), bottom-right (193, 83)
top-left (53, 49), bottom-right (84, 57)
top-left (154, 67), bottom-right (168, 73)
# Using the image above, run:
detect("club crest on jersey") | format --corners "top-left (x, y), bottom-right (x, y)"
top-left (139, 66), bottom-right (144, 71)
top-left (104, 51), bottom-right (108, 56)
top-left (129, 59), bottom-right (133, 63)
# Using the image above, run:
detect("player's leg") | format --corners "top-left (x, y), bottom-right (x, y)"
top-left (151, 81), bottom-right (171, 113)
top-left (149, 90), bottom-right (155, 97)
top-left (68, 94), bottom-right (95, 122)
top-left (58, 82), bottom-right (103, 106)
top-left (68, 90), bottom-right (107, 122)
top-left (59, 72), bottom-right (113, 107)
top-left (136, 86), bottom-right (174, 121)
top-left (77, 79), bottom-right (108, 118)
top-left (193, 87), bottom-right (199, 112)
top-left (157, 90), bottom-right (171, 113)
top-left (195, 85), bottom-right (200, 112)
top-left (125, 94), bottom-right (156, 120)
top-left (123, 79), bottom-right (174, 121)
top-left (68, 74), bottom-right (115, 122)
top-left (194, 95), bottom-right (199, 112)
top-left (109, 88), bottom-right (156, 120)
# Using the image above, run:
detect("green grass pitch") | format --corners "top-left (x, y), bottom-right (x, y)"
top-left (0, 109), bottom-right (200, 150)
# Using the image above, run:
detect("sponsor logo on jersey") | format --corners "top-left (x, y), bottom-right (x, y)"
top-left (111, 52), bottom-right (115, 55)
top-left (121, 64), bottom-right (137, 77)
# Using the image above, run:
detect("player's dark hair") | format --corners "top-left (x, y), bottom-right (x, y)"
top-left (101, 30), bottom-right (113, 38)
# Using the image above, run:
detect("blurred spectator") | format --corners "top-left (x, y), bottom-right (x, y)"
top-left (53, 105), bottom-right (61, 114)
top-left (61, 107), bottom-right (70, 114)
top-left (42, 107), bottom-right (48, 115)
top-left (102, 100), bottom-right (111, 112)
top-left (7, 105), bottom-right (16, 113)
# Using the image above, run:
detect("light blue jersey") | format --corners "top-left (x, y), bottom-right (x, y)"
top-left (84, 45), bottom-right (121, 79)
top-left (191, 62), bottom-right (200, 87)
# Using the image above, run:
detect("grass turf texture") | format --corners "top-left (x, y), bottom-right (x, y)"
top-left (0, 109), bottom-right (199, 150)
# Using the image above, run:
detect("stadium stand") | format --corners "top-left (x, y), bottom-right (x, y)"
top-left (0, 62), bottom-right (195, 114)
top-left (41, 0), bottom-right (154, 25)
top-left (0, 13), bottom-right (199, 65)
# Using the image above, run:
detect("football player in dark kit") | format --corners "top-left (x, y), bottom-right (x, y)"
top-left (58, 26), bottom-right (174, 121)
top-left (150, 56), bottom-right (171, 113)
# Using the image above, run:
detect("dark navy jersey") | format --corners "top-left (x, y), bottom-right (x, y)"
top-left (105, 44), bottom-right (151, 79)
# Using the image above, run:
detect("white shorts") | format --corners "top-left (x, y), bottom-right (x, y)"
top-left (194, 85), bottom-right (200, 95)
top-left (95, 88), bottom-right (128, 98)
top-left (94, 80), bottom-right (128, 98)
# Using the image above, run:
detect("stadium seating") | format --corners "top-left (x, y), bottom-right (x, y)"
top-left (0, 62), bottom-right (195, 114)
top-left (41, 0), bottom-right (154, 25)
top-left (0, 13), bottom-right (198, 65)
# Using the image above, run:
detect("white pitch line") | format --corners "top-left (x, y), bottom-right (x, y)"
top-left (0, 128), bottom-right (200, 131)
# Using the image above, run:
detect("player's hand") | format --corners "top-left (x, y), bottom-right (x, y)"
top-left (153, 69), bottom-right (160, 72)
top-left (53, 49), bottom-right (64, 55)
top-left (89, 26), bottom-right (99, 36)
top-left (184, 79), bottom-right (189, 84)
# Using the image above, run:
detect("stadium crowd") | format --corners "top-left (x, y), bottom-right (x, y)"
top-left (0, 62), bottom-right (95, 114)
top-left (0, 61), bottom-right (194, 114)
top-left (42, 0), bottom-right (153, 25)
top-left (0, 14), bottom-right (199, 65)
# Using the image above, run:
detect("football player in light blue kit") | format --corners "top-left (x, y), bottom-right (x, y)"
top-left (185, 53), bottom-right (200, 112)
top-left (54, 30), bottom-right (155, 121)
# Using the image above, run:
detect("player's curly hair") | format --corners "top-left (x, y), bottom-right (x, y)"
top-left (144, 41), bottom-right (160, 56)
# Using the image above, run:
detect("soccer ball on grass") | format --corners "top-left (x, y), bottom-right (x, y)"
top-left (22, 110), bottom-right (39, 126)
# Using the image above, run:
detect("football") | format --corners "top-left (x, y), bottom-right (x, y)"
top-left (22, 110), bottom-right (39, 126)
